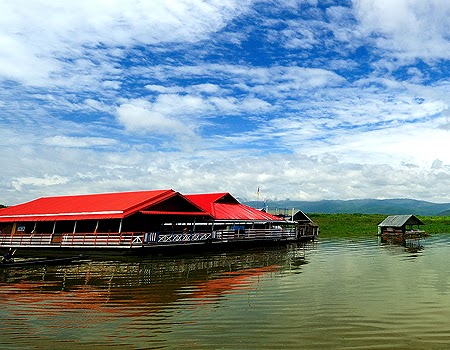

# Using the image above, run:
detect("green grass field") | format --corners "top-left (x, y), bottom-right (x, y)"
top-left (308, 213), bottom-right (450, 237)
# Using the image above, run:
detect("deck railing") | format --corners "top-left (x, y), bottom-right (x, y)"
top-left (0, 232), bottom-right (145, 248)
top-left (216, 228), bottom-right (297, 241)
top-left (0, 227), bottom-right (299, 249)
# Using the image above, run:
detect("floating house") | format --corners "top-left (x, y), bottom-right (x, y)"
top-left (273, 209), bottom-right (319, 239)
top-left (377, 215), bottom-right (425, 237)
top-left (292, 210), bottom-right (319, 238)
top-left (0, 189), bottom-right (317, 254)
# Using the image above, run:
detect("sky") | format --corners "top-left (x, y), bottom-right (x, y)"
top-left (0, 0), bottom-right (449, 206)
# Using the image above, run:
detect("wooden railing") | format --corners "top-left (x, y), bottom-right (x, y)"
top-left (156, 232), bottom-right (212, 243)
top-left (0, 228), bottom-right (299, 249)
top-left (0, 232), bottom-right (144, 248)
top-left (216, 228), bottom-right (297, 241)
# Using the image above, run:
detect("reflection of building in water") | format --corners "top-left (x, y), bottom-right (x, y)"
top-left (379, 233), bottom-right (424, 254)
top-left (0, 243), bottom-right (312, 315)
top-left (0, 190), bottom-right (317, 255)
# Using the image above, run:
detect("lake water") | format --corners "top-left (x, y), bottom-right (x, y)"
top-left (1, 234), bottom-right (450, 350)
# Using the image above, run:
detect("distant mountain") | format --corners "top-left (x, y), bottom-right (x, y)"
top-left (1, 199), bottom-right (449, 216)
top-left (243, 198), bottom-right (450, 216)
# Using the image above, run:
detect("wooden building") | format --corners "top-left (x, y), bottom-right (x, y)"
top-left (0, 189), bottom-right (316, 254)
top-left (377, 215), bottom-right (425, 237)
top-left (291, 210), bottom-right (319, 238)
top-left (271, 209), bottom-right (319, 239)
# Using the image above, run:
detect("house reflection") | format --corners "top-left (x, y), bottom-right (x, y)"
top-left (379, 234), bottom-right (424, 256)
top-left (0, 245), bottom-right (310, 319)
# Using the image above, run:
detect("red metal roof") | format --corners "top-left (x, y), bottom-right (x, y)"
top-left (184, 193), bottom-right (233, 217)
top-left (0, 190), bottom-right (179, 222)
top-left (0, 190), bottom-right (284, 223)
top-left (185, 193), bottom-right (284, 222)
top-left (140, 210), bottom-right (209, 216)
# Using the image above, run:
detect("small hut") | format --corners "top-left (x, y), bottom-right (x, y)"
top-left (377, 215), bottom-right (425, 237)
top-left (291, 210), bottom-right (319, 239)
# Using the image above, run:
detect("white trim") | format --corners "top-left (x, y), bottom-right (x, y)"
top-left (0, 210), bottom-right (123, 219)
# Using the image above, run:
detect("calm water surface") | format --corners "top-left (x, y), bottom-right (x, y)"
top-left (1, 235), bottom-right (450, 350)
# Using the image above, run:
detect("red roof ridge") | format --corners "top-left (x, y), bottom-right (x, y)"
top-left (185, 192), bottom-right (282, 222)
top-left (0, 189), bottom-right (284, 223)
top-left (0, 189), bottom-right (177, 221)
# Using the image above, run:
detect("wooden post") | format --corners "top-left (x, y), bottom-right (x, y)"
top-left (10, 223), bottom-right (17, 243)
top-left (50, 222), bottom-right (56, 244)
top-left (94, 220), bottom-right (99, 246)
top-left (72, 221), bottom-right (77, 245)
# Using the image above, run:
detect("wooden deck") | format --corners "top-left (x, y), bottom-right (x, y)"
top-left (380, 229), bottom-right (427, 238)
top-left (0, 227), bottom-right (314, 251)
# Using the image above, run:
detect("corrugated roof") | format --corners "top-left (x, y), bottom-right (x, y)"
top-left (140, 210), bottom-right (209, 216)
top-left (293, 210), bottom-right (314, 223)
top-left (184, 193), bottom-right (235, 217)
top-left (0, 190), bottom-right (284, 223)
top-left (185, 193), bottom-right (284, 222)
top-left (378, 214), bottom-right (424, 227)
top-left (0, 189), bottom-right (178, 222)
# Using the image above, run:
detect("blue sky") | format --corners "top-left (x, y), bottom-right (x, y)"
top-left (0, 0), bottom-right (449, 205)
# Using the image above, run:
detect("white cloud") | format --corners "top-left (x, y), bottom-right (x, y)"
top-left (0, 0), bottom-right (449, 207)
top-left (0, 34), bottom-right (60, 86)
top-left (145, 85), bottom-right (183, 94)
top-left (0, 0), bottom-right (253, 86)
top-left (12, 175), bottom-right (69, 191)
top-left (116, 92), bottom-right (273, 137)
top-left (353, 0), bottom-right (450, 60)
top-left (329, 122), bottom-right (450, 166)
top-left (3, 136), bottom-right (450, 206)
top-left (43, 136), bottom-right (118, 148)
top-left (189, 83), bottom-right (221, 94)
top-left (116, 98), bottom-right (196, 136)
top-left (432, 159), bottom-right (444, 170)
top-left (101, 80), bottom-right (121, 90)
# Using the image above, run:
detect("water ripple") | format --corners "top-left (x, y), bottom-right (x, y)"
top-left (2, 236), bottom-right (450, 349)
